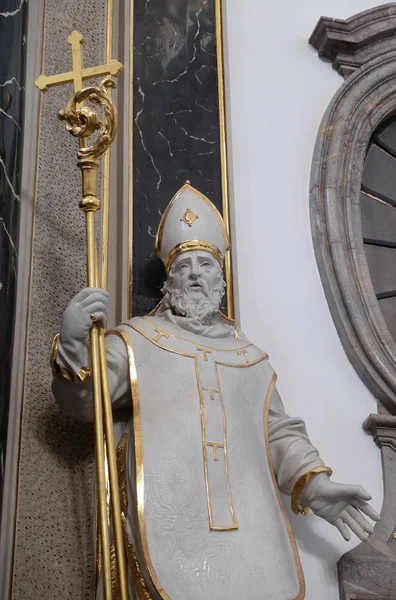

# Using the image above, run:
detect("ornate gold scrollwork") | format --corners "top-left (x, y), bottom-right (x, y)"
top-left (59, 77), bottom-right (117, 160)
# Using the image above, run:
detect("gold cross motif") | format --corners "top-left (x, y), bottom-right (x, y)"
top-left (153, 327), bottom-right (170, 343)
top-left (207, 442), bottom-right (225, 462)
top-left (180, 208), bottom-right (199, 227)
top-left (35, 30), bottom-right (123, 93)
top-left (236, 349), bottom-right (249, 364)
top-left (197, 347), bottom-right (212, 362)
top-left (202, 387), bottom-right (218, 401)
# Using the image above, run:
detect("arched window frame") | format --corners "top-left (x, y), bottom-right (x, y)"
top-left (310, 4), bottom-right (396, 412)
top-left (310, 8), bottom-right (396, 596)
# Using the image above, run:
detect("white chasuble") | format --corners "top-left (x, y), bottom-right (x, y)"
top-left (53, 312), bottom-right (325, 600)
top-left (111, 316), bottom-right (306, 600)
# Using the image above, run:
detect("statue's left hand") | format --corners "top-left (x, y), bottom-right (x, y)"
top-left (301, 473), bottom-right (380, 542)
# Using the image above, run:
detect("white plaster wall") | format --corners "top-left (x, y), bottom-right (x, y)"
top-left (225, 1), bottom-right (384, 599)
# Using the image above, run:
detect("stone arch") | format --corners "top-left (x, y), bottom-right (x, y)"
top-left (310, 5), bottom-right (396, 413)
top-left (310, 7), bottom-right (396, 597)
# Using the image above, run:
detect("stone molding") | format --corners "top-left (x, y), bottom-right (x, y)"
top-left (310, 5), bottom-right (396, 415)
top-left (310, 3), bottom-right (396, 78)
top-left (339, 413), bottom-right (396, 599)
top-left (364, 413), bottom-right (396, 452)
top-left (310, 6), bottom-right (396, 598)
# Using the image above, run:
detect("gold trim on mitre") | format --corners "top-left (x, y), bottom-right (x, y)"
top-left (154, 182), bottom-right (230, 270)
top-left (164, 240), bottom-right (224, 272)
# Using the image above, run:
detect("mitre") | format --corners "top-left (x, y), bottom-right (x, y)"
top-left (154, 182), bottom-right (230, 271)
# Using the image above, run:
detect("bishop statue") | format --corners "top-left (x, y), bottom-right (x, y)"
top-left (51, 183), bottom-right (379, 599)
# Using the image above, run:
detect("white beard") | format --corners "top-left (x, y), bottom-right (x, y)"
top-left (162, 278), bottom-right (225, 323)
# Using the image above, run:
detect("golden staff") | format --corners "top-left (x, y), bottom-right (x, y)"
top-left (35, 31), bottom-right (128, 600)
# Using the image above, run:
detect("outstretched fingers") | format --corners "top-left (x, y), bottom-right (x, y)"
top-left (353, 499), bottom-right (381, 522)
top-left (345, 506), bottom-right (374, 535)
top-left (334, 518), bottom-right (351, 542)
top-left (341, 512), bottom-right (370, 542)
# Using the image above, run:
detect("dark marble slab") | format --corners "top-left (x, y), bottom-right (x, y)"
top-left (0, 0), bottom-right (27, 504)
top-left (132, 0), bottom-right (227, 315)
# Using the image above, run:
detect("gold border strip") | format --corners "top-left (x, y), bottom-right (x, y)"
top-left (195, 362), bottom-right (212, 528)
top-left (95, 3), bottom-right (115, 594)
top-left (164, 239), bottom-right (224, 273)
top-left (141, 316), bottom-right (250, 352)
top-left (213, 363), bottom-right (238, 529)
top-left (216, 355), bottom-right (268, 368)
top-left (100, 0), bottom-right (114, 289)
top-left (123, 323), bottom-right (196, 359)
top-left (128, 0), bottom-right (134, 318)
top-left (110, 330), bottom-right (172, 600)
top-left (196, 363), bottom-right (238, 531)
top-left (215, 0), bottom-right (234, 319)
top-left (124, 321), bottom-right (268, 368)
top-left (263, 373), bottom-right (306, 600)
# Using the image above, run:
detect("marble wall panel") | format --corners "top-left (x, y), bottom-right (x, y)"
top-left (132, 0), bottom-right (227, 315)
top-left (0, 0), bottom-right (27, 505)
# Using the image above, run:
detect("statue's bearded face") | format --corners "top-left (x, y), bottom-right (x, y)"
top-left (161, 250), bottom-right (226, 322)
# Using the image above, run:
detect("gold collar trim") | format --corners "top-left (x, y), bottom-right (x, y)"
top-left (143, 316), bottom-right (246, 352)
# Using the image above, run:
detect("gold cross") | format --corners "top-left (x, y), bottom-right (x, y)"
top-left (153, 327), bottom-right (170, 343)
top-left (34, 30), bottom-right (123, 93)
top-left (197, 347), bottom-right (212, 362)
top-left (207, 442), bottom-right (224, 462)
top-left (236, 349), bottom-right (249, 364)
top-left (202, 387), bottom-right (218, 401)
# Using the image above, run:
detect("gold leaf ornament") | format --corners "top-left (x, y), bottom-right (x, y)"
top-left (180, 208), bottom-right (199, 227)
top-left (59, 77), bottom-right (117, 160)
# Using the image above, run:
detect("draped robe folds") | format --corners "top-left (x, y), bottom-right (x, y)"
top-left (53, 310), bottom-right (325, 600)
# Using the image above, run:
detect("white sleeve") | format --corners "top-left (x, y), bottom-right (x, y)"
top-left (52, 333), bottom-right (130, 422)
top-left (268, 386), bottom-right (324, 495)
